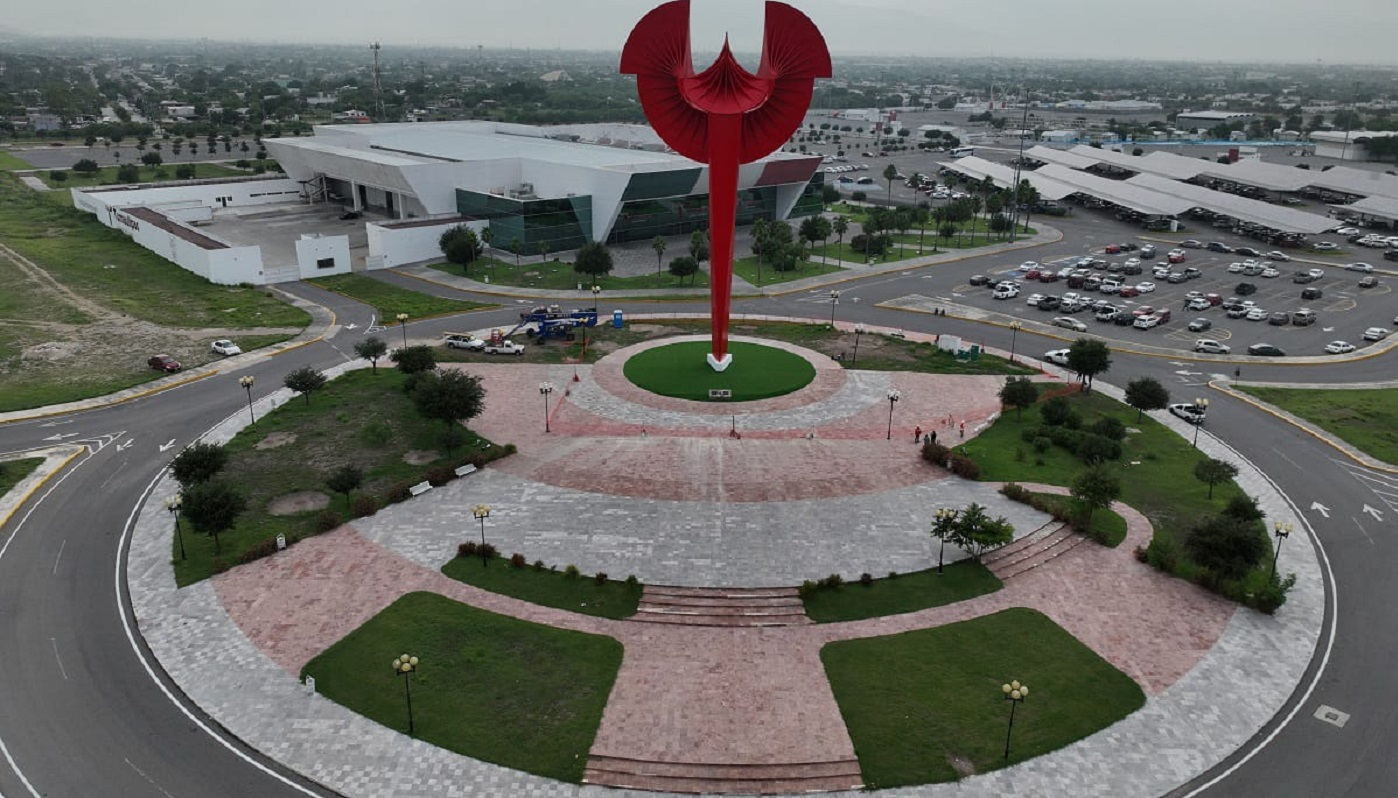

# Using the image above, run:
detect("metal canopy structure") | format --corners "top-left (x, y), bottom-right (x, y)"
top-left (1331, 195), bottom-right (1398, 223)
top-left (1194, 159), bottom-right (1316, 192)
top-left (1023, 145), bottom-right (1101, 170)
top-left (1033, 164), bottom-right (1195, 216)
top-left (1303, 166), bottom-right (1398, 202)
top-left (1126, 173), bottom-right (1334, 234)
top-left (935, 156), bottom-right (1077, 200)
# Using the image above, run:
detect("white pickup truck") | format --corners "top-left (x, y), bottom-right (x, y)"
top-left (483, 339), bottom-right (525, 356)
top-left (443, 332), bottom-right (485, 351)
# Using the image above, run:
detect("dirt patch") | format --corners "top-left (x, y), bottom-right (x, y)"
top-left (256, 432), bottom-right (297, 450)
top-left (947, 754), bottom-right (977, 778)
top-left (403, 449), bottom-right (440, 465)
top-left (267, 491), bottom-right (329, 516)
top-left (21, 341), bottom-right (82, 361)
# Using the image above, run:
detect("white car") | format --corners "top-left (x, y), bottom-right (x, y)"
top-left (1261, 267), bottom-right (1280, 278)
top-left (1124, 258), bottom-right (1141, 268)
top-left (1099, 281), bottom-right (1122, 295)
top-left (444, 333), bottom-right (486, 350)
top-left (1169, 403), bottom-right (1207, 424)
top-left (1026, 293), bottom-right (1045, 307)
top-left (1362, 327), bottom-right (1391, 342)
top-left (1044, 348), bottom-right (1071, 366)
top-left (1133, 315), bottom-right (1161, 330)
top-left (1227, 262), bottom-right (1246, 274)
top-left (1245, 308), bottom-right (1269, 321)
top-left (1194, 340), bottom-right (1231, 354)
top-left (210, 339), bottom-right (242, 356)
top-left (1335, 226), bottom-right (1361, 235)
top-left (1020, 261), bottom-right (1039, 271)
top-left (1135, 281), bottom-right (1156, 293)
top-left (1345, 262), bottom-right (1374, 273)
top-left (1266, 251), bottom-right (1291, 261)
top-left (1307, 268), bottom-right (1326, 279)
top-left (1186, 297), bottom-right (1212, 311)
top-left (1053, 317), bottom-right (1088, 332)
top-left (1314, 242), bottom-right (1339, 251)
top-left (993, 286), bottom-right (1020, 299)
top-left (1324, 340), bottom-right (1356, 354)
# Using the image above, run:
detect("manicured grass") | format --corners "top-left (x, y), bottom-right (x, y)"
top-left (802, 561), bottom-right (1002, 623)
top-left (37, 162), bottom-right (245, 188)
top-left (956, 391), bottom-right (1248, 554)
top-left (172, 368), bottom-right (500, 586)
top-left (302, 591), bottom-right (622, 783)
top-left (731, 254), bottom-right (846, 286)
top-left (310, 273), bottom-right (494, 320)
top-left (623, 340), bottom-right (816, 401)
top-left (442, 556), bottom-right (643, 619)
top-left (1239, 386), bottom-right (1398, 465)
top-left (822, 607), bottom-right (1145, 788)
top-left (431, 259), bottom-right (710, 291)
top-left (0, 175), bottom-right (310, 329)
top-left (845, 336), bottom-right (1039, 376)
top-left (0, 458), bottom-right (45, 497)
top-left (0, 151), bottom-right (33, 171)
top-left (1024, 491), bottom-right (1128, 548)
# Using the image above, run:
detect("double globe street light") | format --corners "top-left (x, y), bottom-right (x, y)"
top-left (539, 382), bottom-right (555, 433)
top-left (1002, 679), bottom-right (1029, 759)
top-left (392, 653), bottom-right (419, 736)
top-left (471, 504), bottom-right (491, 567)
top-left (1191, 397), bottom-right (1211, 448)
top-left (238, 374), bottom-right (256, 425)
top-left (885, 388), bottom-right (901, 441)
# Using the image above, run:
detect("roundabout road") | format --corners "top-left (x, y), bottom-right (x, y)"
top-left (0, 243), bottom-right (1393, 797)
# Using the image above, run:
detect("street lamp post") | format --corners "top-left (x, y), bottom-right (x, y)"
top-left (829, 290), bottom-right (841, 328)
top-left (1002, 679), bottom-right (1029, 759)
top-left (1271, 521), bottom-right (1293, 580)
top-left (393, 653), bottom-right (419, 736)
top-left (932, 507), bottom-right (957, 575)
top-left (396, 313), bottom-right (410, 349)
top-left (472, 504), bottom-right (491, 567)
top-left (885, 388), bottom-right (901, 441)
top-left (539, 382), bottom-right (554, 433)
top-left (164, 494), bottom-right (186, 561)
top-left (1008, 321), bottom-right (1022, 364)
top-left (238, 375), bottom-right (256, 425)
top-left (853, 322), bottom-right (865, 364)
top-left (591, 285), bottom-right (600, 312)
top-left (1191, 397), bottom-right (1211, 448)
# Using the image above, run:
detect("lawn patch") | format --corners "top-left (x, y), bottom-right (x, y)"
top-left (442, 556), bottom-right (642, 619)
top-left (302, 591), bottom-right (622, 782)
top-left (1239, 386), bottom-right (1398, 466)
top-left (623, 340), bottom-right (816, 401)
top-left (801, 561), bottom-right (1001, 623)
top-left (430, 259), bottom-right (709, 291)
top-left (822, 607), bottom-right (1144, 788)
top-left (0, 458), bottom-right (45, 496)
top-left (731, 254), bottom-right (846, 286)
top-left (310, 273), bottom-right (494, 320)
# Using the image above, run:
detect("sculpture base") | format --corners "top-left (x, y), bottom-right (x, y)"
top-left (706, 352), bottom-right (733, 372)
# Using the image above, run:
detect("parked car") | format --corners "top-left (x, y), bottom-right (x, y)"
top-left (1167, 250), bottom-right (1188, 263)
top-left (1194, 339), bottom-right (1230, 354)
top-left (1044, 348), bottom-right (1071, 366)
top-left (1186, 297), bottom-right (1212, 311)
top-left (484, 339), bottom-right (526, 355)
top-left (1313, 242), bottom-right (1339, 251)
top-left (1179, 239), bottom-right (1202, 248)
top-left (1261, 267), bottom-right (1280, 278)
top-left (210, 339), bottom-right (241, 357)
top-left (1026, 293), bottom-right (1045, 307)
top-left (1234, 246), bottom-right (1261, 257)
top-left (1307, 268), bottom-right (1326, 279)
top-left (1247, 343), bottom-right (1286, 356)
top-left (1268, 311), bottom-right (1290, 326)
top-left (1188, 318), bottom-right (1213, 332)
top-left (1134, 314), bottom-right (1162, 330)
top-left (1362, 327), bottom-right (1391, 342)
top-left (1236, 282), bottom-right (1258, 295)
top-left (1292, 271), bottom-right (1318, 284)
top-left (1246, 307), bottom-right (1269, 322)
top-left (968, 274), bottom-right (991, 286)
top-left (1135, 281), bottom-right (1157, 293)
top-left (1169, 402), bottom-right (1207, 424)
top-left (148, 354), bottom-right (181, 372)
top-left (1118, 286), bottom-right (1141, 298)
top-left (1291, 309), bottom-right (1318, 326)
top-left (444, 333), bottom-right (486, 350)
top-left (1053, 317), bottom-right (1088, 332)
top-left (1037, 295), bottom-right (1062, 310)
top-left (993, 285), bottom-right (1020, 299)
top-left (1266, 251), bottom-right (1291, 261)
top-left (1206, 242), bottom-right (1232, 253)
top-left (1324, 341), bottom-right (1356, 354)
top-left (1359, 276), bottom-right (1379, 288)
top-left (1345, 262), bottom-right (1374, 273)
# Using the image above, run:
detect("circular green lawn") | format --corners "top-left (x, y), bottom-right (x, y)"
top-left (623, 341), bottom-right (816, 402)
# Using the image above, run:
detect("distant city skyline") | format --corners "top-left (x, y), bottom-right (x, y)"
top-left (7, 1), bottom-right (1398, 66)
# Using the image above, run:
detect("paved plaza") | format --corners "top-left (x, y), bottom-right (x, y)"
top-left (124, 329), bottom-right (1324, 797)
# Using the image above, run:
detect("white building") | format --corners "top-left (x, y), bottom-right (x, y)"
top-left (1175, 110), bottom-right (1256, 132)
top-left (1309, 130), bottom-right (1398, 161)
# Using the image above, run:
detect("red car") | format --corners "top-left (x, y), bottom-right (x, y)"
top-left (1038, 272), bottom-right (1059, 283)
top-left (1168, 252), bottom-right (1187, 263)
top-left (1118, 286), bottom-right (1140, 298)
top-left (1104, 244), bottom-right (1121, 254)
top-left (148, 354), bottom-right (182, 373)
top-left (1024, 269), bottom-right (1041, 280)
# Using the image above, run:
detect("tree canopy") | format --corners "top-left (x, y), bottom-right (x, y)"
top-left (170, 441), bottom-right (228, 489)
top-left (574, 241), bottom-right (614, 278)
top-left (998, 377), bottom-right (1039, 419)
top-left (180, 481), bottom-right (246, 554)
top-left (1195, 458), bottom-right (1240, 499)
top-left (1066, 339), bottom-right (1112, 391)
top-left (1124, 376), bottom-right (1170, 421)
top-left (283, 366), bottom-right (327, 405)
top-left (353, 336), bottom-right (389, 373)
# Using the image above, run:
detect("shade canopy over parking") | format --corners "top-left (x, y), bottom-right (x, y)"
top-left (1126, 173), bottom-right (1335, 234)
top-left (1033, 164), bottom-right (1195, 217)
top-left (1303, 166), bottom-right (1398, 202)
top-left (1193, 159), bottom-right (1316, 192)
top-left (936, 155), bottom-right (1078, 200)
top-left (1023, 145), bottom-right (1102, 171)
top-left (1330, 195), bottom-right (1398, 224)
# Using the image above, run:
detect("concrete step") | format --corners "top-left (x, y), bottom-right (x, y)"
top-left (986, 526), bottom-right (1078, 576)
top-left (644, 585), bottom-right (798, 599)
top-left (632, 585), bottom-right (812, 627)
top-left (981, 520), bottom-right (1065, 567)
top-left (994, 533), bottom-right (1088, 580)
top-left (584, 754), bottom-right (863, 794)
top-left (631, 611), bottom-right (812, 628)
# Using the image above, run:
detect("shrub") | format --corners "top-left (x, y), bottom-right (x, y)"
top-left (1033, 436), bottom-right (1053, 453)
top-left (425, 465), bottom-right (455, 487)
top-left (501, 443), bottom-right (518, 455)
top-left (999, 482), bottom-right (1030, 502)
top-left (210, 556), bottom-right (230, 575)
top-left (920, 441), bottom-right (951, 466)
top-left (947, 454), bottom-right (981, 479)
top-left (798, 580), bottom-right (818, 599)
top-left (350, 494), bottom-right (380, 518)
top-left (1144, 536), bottom-right (1180, 573)
top-left (458, 541), bottom-right (479, 558)
top-left (1222, 494), bottom-right (1265, 523)
top-left (1090, 416), bottom-right (1127, 442)
top-left (625, 574), bottom-right (640, 588)
top-left (1076, 434), bottom-right (1121, 464)
top-left (594, 572), bottom-right (609, 586)
top-left (1250, 572), bottom-right (1297, 614)
top-left (819, 573), bottom-right (844, 589)
top-left (238, 536), bottom-right (284, 564)
top-left (887, 571), bottom-right (899, 579)
top-left (564, 564), bottom-right (581, 579)
top-left (311, 508), bottom-right (344, 533)
top-left (385, 481), bottom-right (413, 504)
top-left (859, 572), bottom-right (874, 586)
top-left (1040, 396), bottom-right (1073, 426)
top-left (478, 543), bottom-right (498, 561)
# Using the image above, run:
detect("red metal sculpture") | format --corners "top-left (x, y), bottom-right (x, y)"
top-left (622, 1), bottom-right (831, 371)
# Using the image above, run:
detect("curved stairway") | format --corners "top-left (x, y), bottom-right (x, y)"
top-left (982, 520), bottom-right (1085, 580)
top-left (631, 585), bottom-right (811, 627)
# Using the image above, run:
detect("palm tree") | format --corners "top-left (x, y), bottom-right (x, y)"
top-left (832, 215), bottom-right (848, 258)
top-left (883, 163), bottom-right (898, 207)
top-left (913, 205), bottom-right (929, 254)
top-left (651, 235), bottom-right (667, 276)
top-left (509, 237), bottom-right (522, 267)
top-left (537, 240), bottom-right (549, 264)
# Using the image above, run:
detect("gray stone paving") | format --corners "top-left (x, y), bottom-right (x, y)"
top-left (126, 346), bottom-right (1325, 798)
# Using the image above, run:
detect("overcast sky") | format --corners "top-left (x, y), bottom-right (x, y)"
top-left (9, 0), bottom-right (1398, 65)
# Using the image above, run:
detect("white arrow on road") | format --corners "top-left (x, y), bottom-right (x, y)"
top-left (1323, 327), bottom-right (1335, 332)
top-left (39, 420), bottom-right (74, 428)
top-left (1174, 370), bottom-right (1203, 377)
top-left (158, 439), bottom-right (176, 453)
top-left (43, 432), bottom-right (81, 441)
top-left (1363, 504), bottom-right (1385, 522)
top-left (344, 323), bottom-right (359, 330)
top-left (116, 440), bottom-right (134, 452)
top-left (1310, 501), bottom-right (1331, 518)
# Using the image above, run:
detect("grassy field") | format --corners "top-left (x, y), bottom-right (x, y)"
top-left (310, 273), bottom-right (494, 320)
top-left (302, 592), bottom-right (622, 783)
top-left (172, 368), bottom-right (500, 585)
top-left (731, 254), bottom-right (846, 286)
top-left (442, 556), bottom-right (643, 619)
top-left (0, 151), bottom-right (33, 171)
top-left (1239, 386), bottom-right (1398, 465)
top-left (37, 162), bottom-right (245, 188)
top-left (802, 561), bottom-right (1002, 623)
top-left (623, 340), bottom-right (816, 401)
top-left (0, 458), bottom-right (45, 497)
top-left (822, 608), bottom-right (1145, 787)
top-left (956, 391), bottom-right (1249, 554)
top-left (431, 259), bottom-right (711, 291)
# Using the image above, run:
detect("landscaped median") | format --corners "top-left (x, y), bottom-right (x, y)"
top-left (310, 273), bottom-right (495, 320)
top-left (1237, 385), bottom-right (1398, 466)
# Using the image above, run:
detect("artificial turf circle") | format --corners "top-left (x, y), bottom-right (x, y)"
top-left (622, 340), bottom-right (818, 402)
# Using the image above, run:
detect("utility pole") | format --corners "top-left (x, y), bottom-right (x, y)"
top-left (370, 42), bottom-right (385, 121)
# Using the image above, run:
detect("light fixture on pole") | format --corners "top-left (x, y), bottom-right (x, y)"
top-left (591, 285), bottom-right (601, 312)
top-left (238, 374), bottom-right (256, 424)
top-left (1271, 520), bottom-right (1293, 580)
top-left (1002, 679), bottom-right (1029, 759)
top-left (471, 504), bottom-right (491, 567)
top-left (539, 382), bottom-right (555, 433)
top-left (886, 388), bottom-right (901, 441)
top-left (164, 493), bottom-right (186, 561)
top-left (829, 290), bottom-right (841, 328)
top-left (393, 653), bottom-right (419, 736)
top-left (853, 322), bottom-right (865, 364)
top-left (932, 507), bottom-right (957, 575)
top-left (395, 312), bottom-right (410, 348)
top-left (1008, 321), bottom-right (1022, 364)
top-left (1191, 397), bottom-right (1210, 448)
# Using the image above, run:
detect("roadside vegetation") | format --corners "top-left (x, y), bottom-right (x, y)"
top-left (1238, 386), bottom-right (1398, 465)
top-left (442, 555), bottom-right (643, 620)
top-left (0, 458), bottom-right (45, 497)
top-left (310, 273), bottom-right (495, 321)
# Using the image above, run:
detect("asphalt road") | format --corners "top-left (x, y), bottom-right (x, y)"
top-left (0, 233), bottom-right (1394, 797)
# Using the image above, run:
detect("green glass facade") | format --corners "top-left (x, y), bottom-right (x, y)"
top-left (455, 190), bottom-right (593, 255)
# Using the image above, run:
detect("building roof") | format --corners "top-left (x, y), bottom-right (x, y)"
top-left (1125, 173), bottom-right (1333, 234)
top-left (1176, 110), bottom-right (1256, 120)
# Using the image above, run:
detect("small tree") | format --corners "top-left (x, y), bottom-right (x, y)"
top-left (574, 241), bottom-right (614, 279)
top-left (882, 163), bottom-right (898, 205)
top-left (651, 235), bottom-right (667, 275)
top-left (116, 163), bottom-right (141, 183)
top-left (391, 345), bottom-right (437, 375)
top-left (141, 152), bottom-right (163, 167)
top-left (283, 366), bottom-right (327, 405)
top-left (180, 481), bottom-right (246, 555)
top-left (1066, 338), bottom-right (1112, 392)
top-left (326, 464), bottom-right (364, 511)
top-left (1124, 376), bottom-right (1170, 421)
top-left (49, 170), bottom-right (68, 184)
top-left (411, 369), bottom-right (487, 453)
top-left (508, 236), bottom-right (522, 267)
top-left (998, 377), bottom-right (1039, 419)
top-left (72, 158), bottom-right (100, 175)
top-left (170, 441), bottom-right (229, 488)
top-left (353, 336), bottom-right (389, 373)
top-left (1071, 466), bottom-right (1121, 528)
top-left (689, 230), bottom-right (709, 263)
top-left (174, 164), bottom-right (195, 180)
top-left (439, 225), bottom-right (482, 271)
top-left (1194, 457), bottom-right (1239, 499)
top-left (949, 503), bottom-right (1015, 561)
top-left (1186, 514), bottom-right (1266, 582)
top-left (668, 255), bottom-right (699, 285)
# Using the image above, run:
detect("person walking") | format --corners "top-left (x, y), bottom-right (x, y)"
top-left (914, 425), bottom-right (923, 444)
top-left (958, 420), bottom-right (966, 439)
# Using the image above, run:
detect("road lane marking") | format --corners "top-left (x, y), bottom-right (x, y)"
top-left (49, 638), bottom-right (67, 680)
top-left (51, 539), bottom-right (64, 575)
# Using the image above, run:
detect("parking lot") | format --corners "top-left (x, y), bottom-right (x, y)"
top-left (952, 236), bottom-right (1396, 357)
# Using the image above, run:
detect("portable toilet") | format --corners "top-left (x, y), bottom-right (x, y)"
top-left (612, 309), bottom-right (624, 329)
